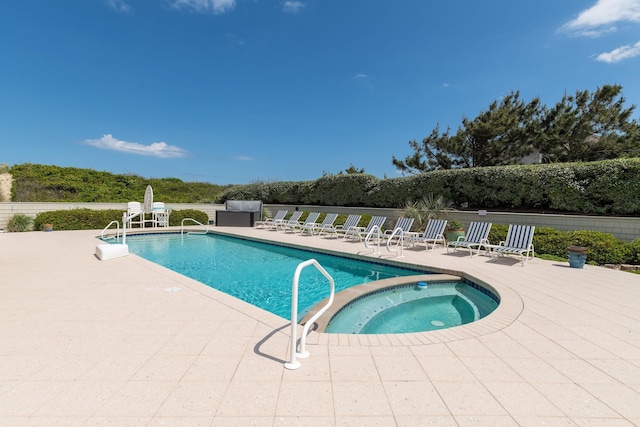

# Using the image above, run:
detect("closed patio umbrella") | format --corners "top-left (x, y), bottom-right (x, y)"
top-left (144, 185), bottom-right (153, 213)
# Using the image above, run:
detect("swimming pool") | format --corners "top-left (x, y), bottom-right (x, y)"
top-left (120, 233), bottom-right (427, 319)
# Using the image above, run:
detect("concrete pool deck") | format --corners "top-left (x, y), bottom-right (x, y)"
top-left (1, 227), bottom-right (639, 425)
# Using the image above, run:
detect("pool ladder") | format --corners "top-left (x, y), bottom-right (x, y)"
top-left (363, 225), bottom-right (405, 257)
top-left (284, 259), bottom-right (335, 370)
top-left (385, 226), bottom-right (406, 258)
top-left (101, 220), bottom-right (121, 240)
top-left (180, 218), bottom-right (209, 235)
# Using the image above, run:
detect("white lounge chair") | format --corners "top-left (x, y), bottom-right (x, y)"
top-left (408, 219), bottom-right (447, 251)
top-left (487, 224), bottom-right (535, 266)
top-left (299, 212), bottom-right (338, 235)
top-left (347, 216), bottom-right (387, 241)
top-left (446, 221), bottom-right (492, 257)
top-left (285, 212), bottom-right (320, 233)
top-left (383, 217), bottom-right (415, 239)
top-left (275, 211), bottom-right (304, 231)
top-left (320, 214), bottom-right (362, 238)
top-left (255, 210), bottom-right (287, 229)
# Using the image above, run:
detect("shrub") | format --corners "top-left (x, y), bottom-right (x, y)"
top-left (33, 208), bottom-right (209, 230)
top-left (533, 227), bottom-right (572, 258)
top-left (487, 223), bottom-right (508, 245)
top-left (168, 209), bottom-right (209, 226)
top-left (567, 230), bottom-right (630, 265)
top-left (10, 163), bottom-right (225, 203)
top-left (6, 213), bottom-right (33, 232)
top-left (626, 239), bottom-right (640, 265)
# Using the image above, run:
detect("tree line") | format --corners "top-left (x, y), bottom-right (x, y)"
top-left (392, 85), bottom-right (640, 173)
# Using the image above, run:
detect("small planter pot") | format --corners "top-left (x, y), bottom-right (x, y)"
top-left (43, 223), bottom-right (54, 232)
top-left (568, 245), bottom-right (588, 268)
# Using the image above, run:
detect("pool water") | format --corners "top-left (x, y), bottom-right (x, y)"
top-left (120, 233), bottom-right (426, 319)
top-left (325, 282), bottom-right (498, 334)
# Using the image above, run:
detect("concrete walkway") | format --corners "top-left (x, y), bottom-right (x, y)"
top-left (1, 227), bottom-right (639, 426)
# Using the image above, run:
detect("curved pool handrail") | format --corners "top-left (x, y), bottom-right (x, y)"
top-left (180, 218), bottom-right (209, 235)
top-left (101, 220), bottom-right (121, 240)
top-left (363, 225), bottom-right (381, 254)
top-left (284, 259), bottom-right (335, 370)
top-left (385, 226), bottom-right (405, 258)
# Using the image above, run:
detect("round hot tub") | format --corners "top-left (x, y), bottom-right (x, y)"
top-left (324, 280), bottom-right (499, 334)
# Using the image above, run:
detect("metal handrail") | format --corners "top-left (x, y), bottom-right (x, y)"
top-left (362, 225), bottom-right (381, 254)
top-left (181, 218), bottom-right (209, 235)
top-left (284, 259), bottom-right (335, 370)
top-left (101, 220), bottom-right (121, 240)
top-left (121, 211), bottom-right (144, 244)
top-left (385, 226), bottom-right (405, 258)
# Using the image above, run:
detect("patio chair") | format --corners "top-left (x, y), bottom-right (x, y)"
top-left (126, 201), bottom-right (145, 228)
top-left (446, 221), bottom-right (492, 257)
top-left (151, 202), bottom-right (170, 227)
top-left (487, 224), bottom-right (535, 266)
top-left (346, 216), bottom-right (387, 241)
top-left (285, 212), bottom-right (320, 233)
top-left (275, 211), bottom-right (303, 231)
top-left (299, 212), bottom-right (338, 235)
top-left (255, 210), bottom-right (287, 229)
top-left (383, 217), bottom-right (415, 239)
top-left (408, 219), bottom-right (447, 251)
top-left (319, 214), bottom-right (362, 238)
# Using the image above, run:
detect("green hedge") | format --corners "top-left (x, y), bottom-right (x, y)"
top-left (33, 208), bottom-right (209, 231)
top-left (485, 224), bottom-right (635, 265)
top-left (216, 159), bottom-right (640, 215)
top-left (11, 160), bottom-right (640, 215)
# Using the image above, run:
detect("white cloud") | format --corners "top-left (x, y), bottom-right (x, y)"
top-left (283, 1), bottom-right (305, 14)
top-left (597, 40), bottom-right (640, 62)
top-left (83, 134), bottom-right (188, 158)
top-left (354, 73), bottom-right (368, 79)
top-left (106, 0), bottom-right (131, 13)
top-left (560, 0), bottom-right (640, 36)
top-left (169, 0), bottom-right (235, 14)
top-left (233, 155), bottom-right (254, 161)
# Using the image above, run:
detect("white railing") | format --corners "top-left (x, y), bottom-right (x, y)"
top-left (362, 225), bottom-right (382, 254)
top-left (385, 226), bottom-right (405, 258)
top-left (121, 211), bottom-right (144, 244)
top-left (284, 259), bottom-right (335, 370)
top-left (101, 220), bottom-right (121, 240)
top-left (180, 218), bottom-right (209, 235)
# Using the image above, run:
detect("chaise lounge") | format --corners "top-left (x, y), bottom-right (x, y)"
top-left (446, 221), bottom-right (492, 257)
top-left (487, 224), bottom-right (535, 266)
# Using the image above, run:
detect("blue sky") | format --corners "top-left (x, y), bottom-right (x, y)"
top-left (2, 0), bottom-right (640, 184)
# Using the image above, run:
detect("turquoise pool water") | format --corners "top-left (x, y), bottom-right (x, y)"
top-left (325, 282), bottom-right (499, 334)
top-left (121, 233), bottom-right (427, 319)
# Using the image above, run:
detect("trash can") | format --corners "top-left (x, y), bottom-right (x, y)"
top-left (567, 246), bottom-right (588, 269)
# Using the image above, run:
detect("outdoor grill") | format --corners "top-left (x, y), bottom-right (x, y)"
top-left (215, 200), bottom-right (263, 227)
